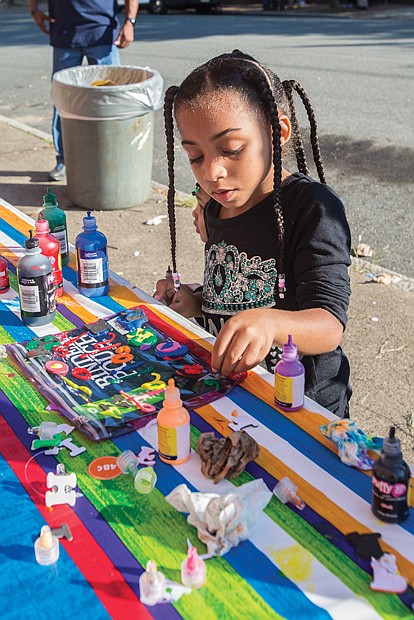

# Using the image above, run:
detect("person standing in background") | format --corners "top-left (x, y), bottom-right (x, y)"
top-left (29, 0), bottom-right (139, 181)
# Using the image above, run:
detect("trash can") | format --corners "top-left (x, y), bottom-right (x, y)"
top-left (51, 65), bottom-right (164, 210)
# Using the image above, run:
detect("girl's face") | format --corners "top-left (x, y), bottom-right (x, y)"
top-left (177, 91), bottom-right (274, 218)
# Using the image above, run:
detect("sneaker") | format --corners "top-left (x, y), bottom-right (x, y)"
top-left (49, 162), bottom-right (66, 181)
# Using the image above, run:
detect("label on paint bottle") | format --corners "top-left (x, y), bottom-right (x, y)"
top-left (77, 249), bottom-right (108, 288)
top-left (18, 274), bottom-right (55, 316)
top-left (371, 474), bottom-right (410, 522)
top-left (274, 374), bottom-right (305, 409)
top-left (158, 423), bottom-right (190, 462)
top-left (52, 224), bottom-right (68, 257)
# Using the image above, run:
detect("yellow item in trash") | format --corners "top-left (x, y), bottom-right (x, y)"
top-left (91, 79), bottom-right (118, 87)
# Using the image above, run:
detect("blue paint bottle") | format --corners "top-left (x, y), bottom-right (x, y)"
top-left (75, 211), bottom-right (109, 297)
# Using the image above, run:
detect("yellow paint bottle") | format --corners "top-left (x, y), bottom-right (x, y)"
top-left (157, 378), bottom-right (190, 465)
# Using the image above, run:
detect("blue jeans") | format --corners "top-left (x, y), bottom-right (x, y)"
top-left (52, 45), bottom-right (120, 164)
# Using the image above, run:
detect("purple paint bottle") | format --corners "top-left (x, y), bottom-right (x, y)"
top-left (274, 334), bottom-right (305, 412)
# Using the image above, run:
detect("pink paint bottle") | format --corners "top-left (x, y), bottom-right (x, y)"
top-left (0, 254), bottom-right (10, 293)
top-left (274, 334), bottom-right (305, 412)
top-left (35, 213), bottom-right (63, 297)
top-left (181, 546), bottom-right (206, 589)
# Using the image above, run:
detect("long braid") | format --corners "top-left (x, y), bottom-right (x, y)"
top-left (163, 85), bottom-right (179, 273)
top-left (289, 80), bottom-right (326, 184)
top-left (244, 66), bottom-right (286, 298)
top-left (282, 79), bottom-right (309, 176)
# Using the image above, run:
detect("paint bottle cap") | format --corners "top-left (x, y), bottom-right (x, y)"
top-left (382, 426), bottom-right (402, 460)
top-left (282, 334), bottom-right (298, 361)
top-left (164, 377), bottom-right (182, 407)
top-left (35, 212), bottom-right (51, 234)
top-left (82, 211), bottom-right (98, 232)
top-left (186, 546), bottom-right (202, 572)
top-left (43, 186), bottom-right (58, 208)
top-left (24, 230), bottom-right (39, 250)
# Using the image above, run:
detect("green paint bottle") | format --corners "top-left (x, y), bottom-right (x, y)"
top-left (39, 187), bottom-right (69, 266)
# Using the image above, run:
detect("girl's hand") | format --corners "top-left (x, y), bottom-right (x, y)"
top-left (212, 309), bottom-right (278, 376)
top-left (153, 276), bottom-right (175, 306)
top-left (168, 285), bottom-right (202, 318)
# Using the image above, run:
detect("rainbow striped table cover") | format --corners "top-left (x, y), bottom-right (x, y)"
top-left (0, 198), bottom-right (413, 620)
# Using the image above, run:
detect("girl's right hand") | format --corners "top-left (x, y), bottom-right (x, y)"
top-left (153, 277), bottom-right (175, 306)
top-left (168, 285), bottom-right (203, 318)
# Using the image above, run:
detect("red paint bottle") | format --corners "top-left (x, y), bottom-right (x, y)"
top-left (35, 213), bottom-right (63, 297)
top-left (0, 254), bottom-right (10, 293)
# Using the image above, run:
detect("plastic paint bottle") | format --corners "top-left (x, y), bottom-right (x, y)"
top-left (157, 378), bottom-right (190, 464)
top-left (181, 546), bottom-right (206, 589)
top-left (0, 254), bottom-right (10, 293)
top-left (35, 213), bottom-right (63, 297)
top-left (39, 187), bottom-right (69, 266)
top-left (17, 230), bottom-right (56, 327)
top-left (371, 426), bottom-right (411, 523)
top-left (274, 334), bottom-right (305, 412)
top-left (34, 525), bottom-right (59, 566)
top-left (139, 560), bottom-right (166, 606)
top-left (75, 211), bottom-right (109, 297)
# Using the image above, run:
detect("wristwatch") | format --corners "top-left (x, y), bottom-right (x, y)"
top-left (125, 17), bottom-right (137, 26)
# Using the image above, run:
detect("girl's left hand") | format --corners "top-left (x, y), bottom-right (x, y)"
top-left (211, 309), bottom-right (278, 376)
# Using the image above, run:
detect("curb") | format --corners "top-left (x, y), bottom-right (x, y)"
top-left (2, 114), bottom-right (414, 294)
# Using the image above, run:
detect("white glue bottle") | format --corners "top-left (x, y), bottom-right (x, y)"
top-left (34, 525), bottom-right (59, 566)
top-left (139, 560), bottom-right (166, 606)
top-left (157, 378), bottom-right (190, 464)
top-left (274, 334), bottom-right (305, 412)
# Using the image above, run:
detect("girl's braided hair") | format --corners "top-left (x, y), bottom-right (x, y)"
top-left (164, 50), bottom-right (326, 298)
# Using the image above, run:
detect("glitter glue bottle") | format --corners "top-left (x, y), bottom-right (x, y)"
top-left (75, 211), bottom-right (109, 297)
top-left (274, 334), bottom-right (305, 412)
top-left (157, 378), bottom-right (190, 464)
top-left (35, 213), bottom-right (63, 297)
top-left (16, 230), bottom-right (56, 327)
top-left (39, 187), bottom-right (69, 266)
top-left (0, 254), bottom-right (10, 293)
top-left (371, 426), bottom-right (411, 523)
top-left (34, 525), bottom-right (60, 566)
top-left (139, 560), bottom-right (166, 606)
top-left (181, 546), bottom-right (206, 589)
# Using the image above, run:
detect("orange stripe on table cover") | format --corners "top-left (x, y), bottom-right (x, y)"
top-left (196, 403), bottom-right (414, 583)
top-left (0, 417), bottom-right (153, 620)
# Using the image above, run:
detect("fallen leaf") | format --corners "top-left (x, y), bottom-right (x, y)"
top-left (372, 274), bottom-right (401, 285)
top-left (357, 243), bottom-right (376, 258)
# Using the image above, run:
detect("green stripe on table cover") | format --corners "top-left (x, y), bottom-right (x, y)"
top-left (0, 374), bottom-right (281, 620)
top-left (189, 428), bottom-right (410, 620)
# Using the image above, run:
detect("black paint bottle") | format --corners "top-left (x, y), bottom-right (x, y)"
top-left (371, 427), bottom-right (411, 523)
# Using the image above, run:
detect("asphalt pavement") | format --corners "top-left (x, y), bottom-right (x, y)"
top-left (0, 114), bottom-right (413, 461)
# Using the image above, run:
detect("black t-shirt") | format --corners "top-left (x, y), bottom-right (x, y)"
top-left (197, 173), bottom-right (352, 417)
top-left (48, 0), bottom-right (119, 48)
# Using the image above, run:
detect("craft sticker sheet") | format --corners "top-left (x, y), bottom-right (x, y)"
top-left (6, 305), bottom-right (242, 441)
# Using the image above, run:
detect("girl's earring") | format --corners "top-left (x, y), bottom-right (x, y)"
top-left (278, 274), bottom-right (286, 299)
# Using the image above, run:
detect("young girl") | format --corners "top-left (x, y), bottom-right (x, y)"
top-left (155, 50), bottom-right (352, 418)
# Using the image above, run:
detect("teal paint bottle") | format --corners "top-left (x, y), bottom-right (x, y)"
top-left (17, 230), bottom-right (56, 327)
top-left (75, 211), bottom-right (109, 297)
top-left (39, 187), bottom-right (69, 266)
